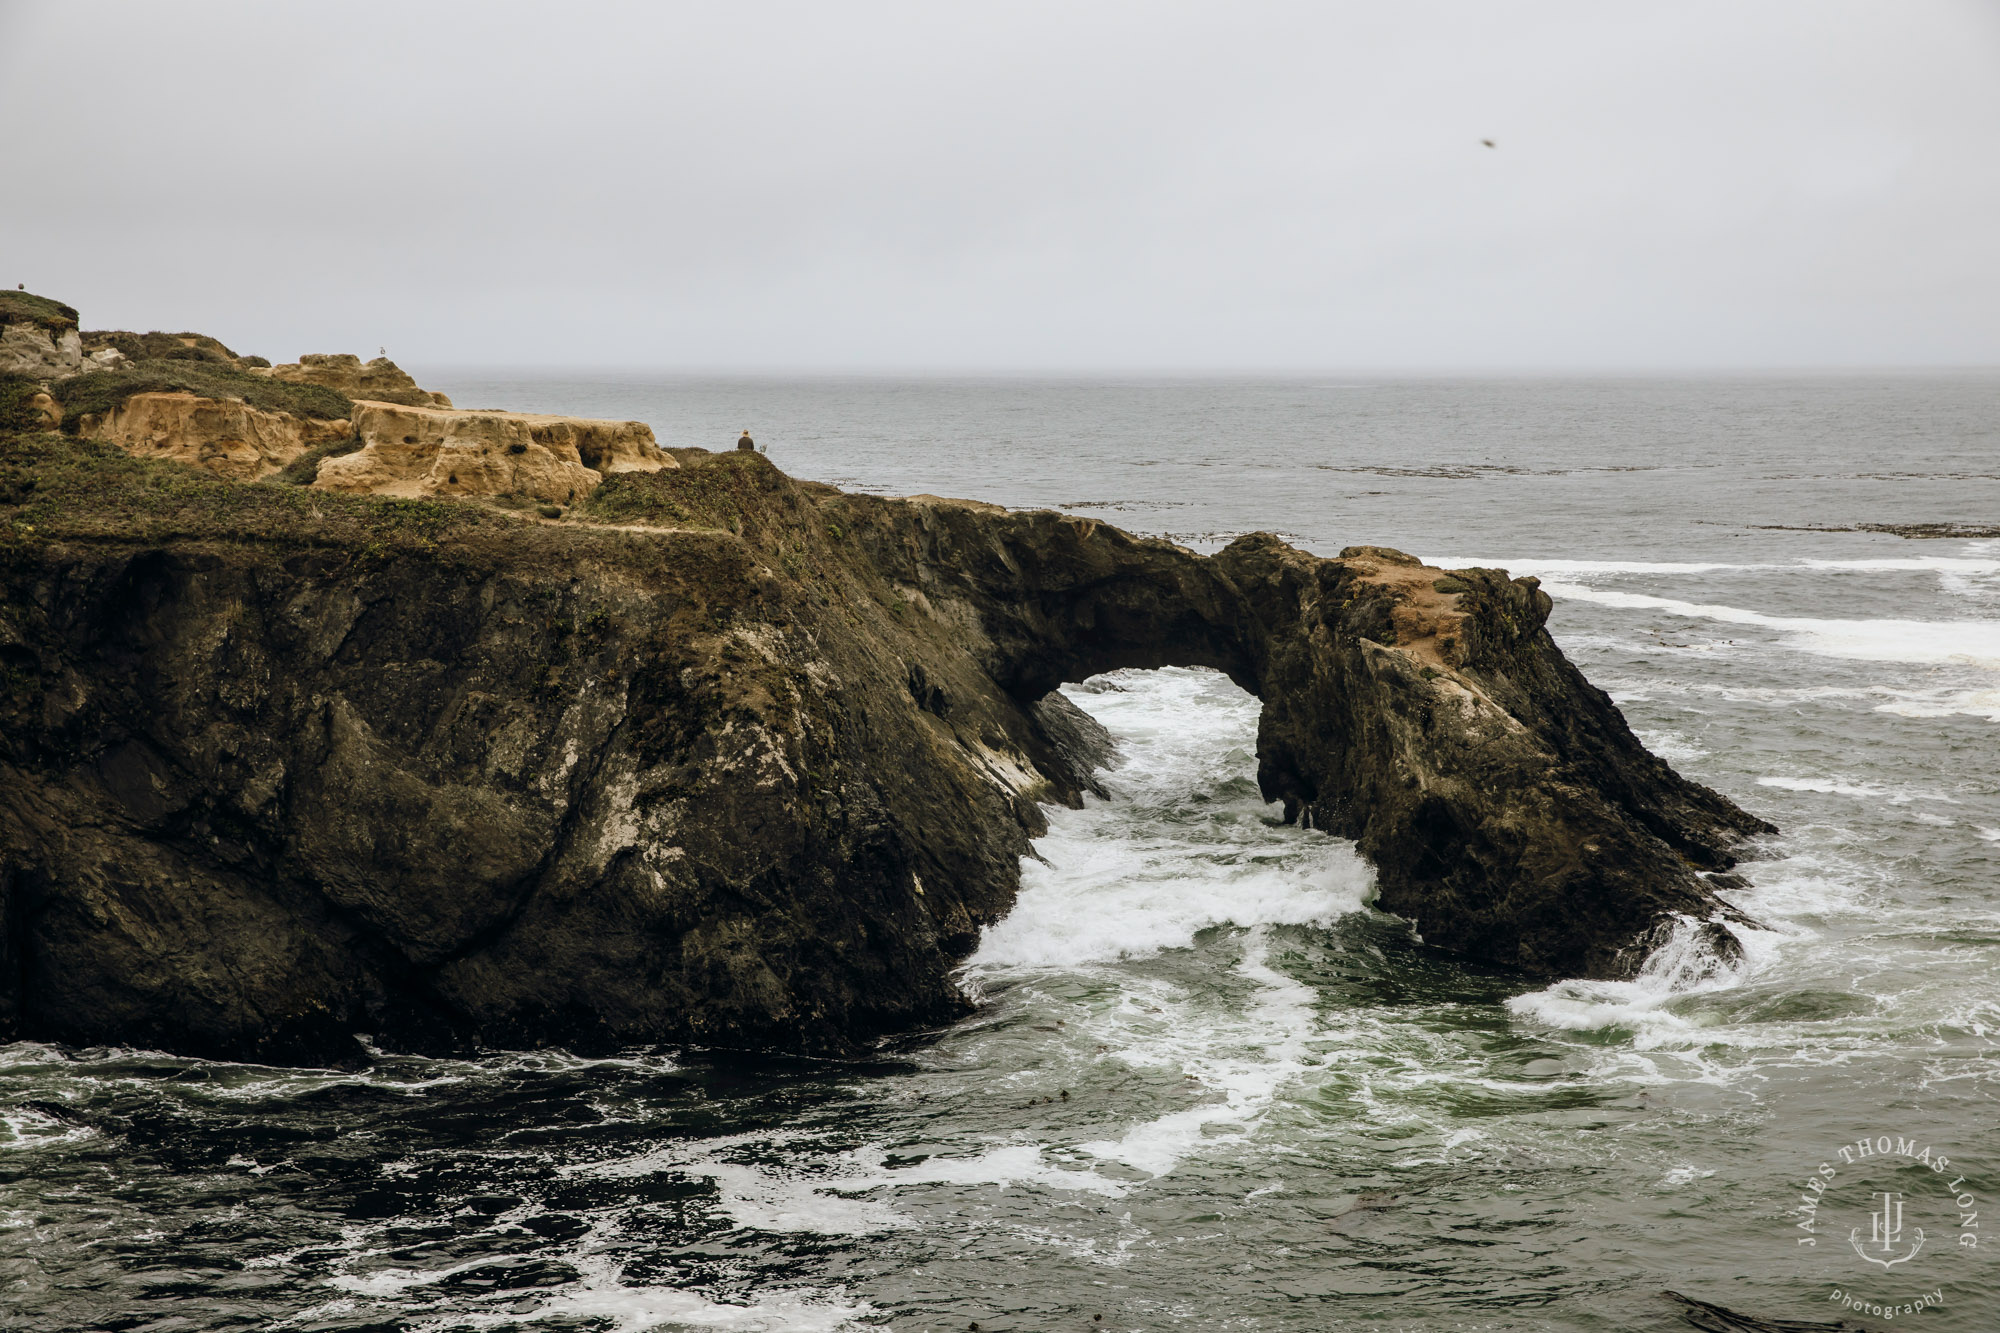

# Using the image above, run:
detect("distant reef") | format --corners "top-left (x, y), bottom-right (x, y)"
top-left (0, 293), bottom-right (1772, 1062)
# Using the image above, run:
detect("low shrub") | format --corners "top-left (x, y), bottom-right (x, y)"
top-left (52, 362), bottom-right (352, 427)
top-left (156, 344), bottom-right (231, 364)
top-left (82, 330), bottom-right (241, 362)
top-left (0, 374), bottom-right (47, 432)
top-left (585, 451), bottom-right (778, 530)
top-left (270, 434), bottom-right (364, 486)
top-left (0, 291), bottom-right (79, 331)
top-left (0, 427), bottom-right (488, 554)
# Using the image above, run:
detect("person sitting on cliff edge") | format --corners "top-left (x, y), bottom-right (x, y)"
top-left (737, 429), bottom-right (755, 451)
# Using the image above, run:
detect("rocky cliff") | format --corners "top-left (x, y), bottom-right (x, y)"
top-left (315, 402), bottom-right (674, 503)
top-left (0, 428), bottom-right (1770, 1063)
top-left (1, 289), bottom-right (676, 498)
top-left (0, 292), bottom-right (86, 379)
top-left (267, 353), bottom-right (453, 409)
top-left (80, 391), bottom-right (354, 482)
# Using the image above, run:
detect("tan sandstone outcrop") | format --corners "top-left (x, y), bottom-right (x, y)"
top-left (268, 354), bottom-right (453, 409)
top-left (312, 401), bottom-right (675, 502)
top-left (83, 392), bottom-right (352, 482)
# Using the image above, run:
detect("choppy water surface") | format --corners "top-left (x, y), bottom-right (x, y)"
top-left (7, 377), bottom-right (2000, 1330)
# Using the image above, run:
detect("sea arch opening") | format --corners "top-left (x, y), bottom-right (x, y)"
top-left (980, 665), bottom-right (1374, 974)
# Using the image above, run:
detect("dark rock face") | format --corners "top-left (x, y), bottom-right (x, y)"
top-left (834, 501), bottom-right (1772, 980)
top-left (0, 449), bottom-right (1770, 1061)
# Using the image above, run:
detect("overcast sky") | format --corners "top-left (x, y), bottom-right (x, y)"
top-left (4, 1), bottom-right (1998, 373)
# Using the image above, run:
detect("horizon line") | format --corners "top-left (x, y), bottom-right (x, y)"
top-left (408, 362), bottom-right (2000, 381)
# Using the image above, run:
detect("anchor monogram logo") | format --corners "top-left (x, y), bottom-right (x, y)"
top-left (1849, 1190), bottom-right (1925, 1269)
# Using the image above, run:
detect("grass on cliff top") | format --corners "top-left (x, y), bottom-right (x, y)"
top-left (0, 431), bottom-right (763, 589)
top-left (83, 329), bottom-right (243, 363)
top-left (585, 450), bottom-right (793, 531)
top-left (50, 362), bottom-right (352, 426)
top-left (0, 428), bottom-right (481, 555)
top-left (0, 291), bottom-right (80, 331)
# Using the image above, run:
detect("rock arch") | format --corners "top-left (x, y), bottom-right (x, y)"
top-left (849, 497), bottom-right (1772, 981)
top-left (0, 450), bottom-right (1773, 1062)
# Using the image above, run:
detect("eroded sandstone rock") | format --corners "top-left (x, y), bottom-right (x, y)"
top-left (0, 322), bottom-right (85, 378)
top-left (268, 353), bottom-right (453, 408)
top-left (81, 391), bottom-right (352, 481)
top-left (314, 401), bottom-right (675, 503)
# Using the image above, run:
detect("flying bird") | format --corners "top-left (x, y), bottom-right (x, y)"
top-left (1481, 139), bottom-right (1496, 148)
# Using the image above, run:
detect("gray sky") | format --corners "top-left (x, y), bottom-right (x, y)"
top-left (4, 1), bottom-right (1998, 372)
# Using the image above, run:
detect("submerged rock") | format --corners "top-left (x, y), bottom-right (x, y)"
top-left (0, 441), bottom-right (1771, 1062)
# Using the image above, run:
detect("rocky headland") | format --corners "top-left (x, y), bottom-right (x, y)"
top-left (0, 292), bottom-right (1772, 1063)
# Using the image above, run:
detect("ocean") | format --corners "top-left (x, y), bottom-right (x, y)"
top-left (5, 375), bottom-right (1997, 1330)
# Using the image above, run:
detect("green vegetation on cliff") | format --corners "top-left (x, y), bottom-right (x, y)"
top-left (0, 290), bottom-right (80, 331)
top-left (0, 428), bottom-right (477, 554)
top-left (0, 290), bottom-right (346, 426)
top-left (49, 362), bottom-right (353, 428)
top-left (584, 450), bottom-right (800, 530)
top-left (0, 374), bottom-right (49, 432)
top-left (82, 329), bottom-right (240, 363)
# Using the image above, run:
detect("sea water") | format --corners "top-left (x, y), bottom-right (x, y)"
top-left (4, 376), bottom-right (1997, 1330)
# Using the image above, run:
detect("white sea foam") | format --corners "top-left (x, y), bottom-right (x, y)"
top-left (498, 1269), bottom-right (871, 1333)
top-left (1076, 927), bottom-right (1323, 1177)
top-left (972, 835), bottom-right (1367, 969)
top-left (1425, 555), bottom-right (2000, 581)
top-left (1871, 686), bottom-right (2000, 722)
top-left (970, 668), bottom-right (1372, 970)
top-left (1633, 728), bottom-right (1707, 763)
top-left (1536, 581), bottom-right (2000, 668)
top-left (564, 1129), bottom-right (1129, 1240)
top-left (1426, 558), bottom-right (1754, 575)
top-left (1755, 775), bottom-right (1959, 805)
top-left (968, 670), bottom-right (1359, 1175)
top-left (0, 1107), bottom-right (94, 1151)
top-left (392, 1255), bottom-right (872, 1332)
top-left (1505, 915), bottom-right (1780, 1049)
